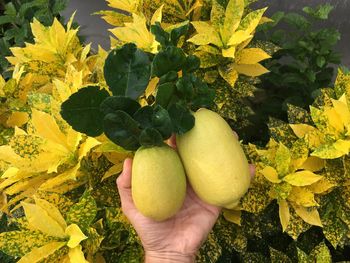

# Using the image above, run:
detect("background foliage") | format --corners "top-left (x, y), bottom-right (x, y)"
top-left (0, 0), bottom-right (349, 262)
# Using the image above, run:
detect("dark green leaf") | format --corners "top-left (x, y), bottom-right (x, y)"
top-left (150, 22), bottom-right (170, 48)
top-left (152, 46), bottom-right (186, 77)
top-left (183, 55), bottom-right (200, 73)
top-left (316, 56), bottom-right (326, 68)
top-left (284, 13), bottom-right (310, 30)
top-left (139, 128), bottom-right (164, 147)
top-left (170, 21), bottom-right (189, 46)
top-left (104, 43), bottom-right (151, 99)
top-left (168, 103), bottom-right (194, 134)
top-left (152, 105), bottom-right (173, 138)
top-left (133, 106), bottom-right (154, 129)
top-left (100, 96), bottom-right (140, 116)
top-left (176, 76), bottom-right (194, 98)
top-left (104, 111), bottom-right (141, 151)
top-left (158, 71), bottom-right (178, 85)
top-left (156, 82), bottom-right (176, 108)
top-left (60, 86), bottom-right (109, 137)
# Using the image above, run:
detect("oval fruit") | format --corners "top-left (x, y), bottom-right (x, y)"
top-left (176, 108), bottom-right (251, 208)
top-left (132, 145), bottom-right (186, 221)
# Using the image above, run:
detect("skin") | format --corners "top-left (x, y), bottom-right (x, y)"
top-left (116, 135), bottom-right (255, 263)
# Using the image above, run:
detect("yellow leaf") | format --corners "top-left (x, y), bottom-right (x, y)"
top-left (102, 163), bottom-right (123, 181)
top-left (233, 63), bottom-right (269, 77)
top-left (222, 46), bottom-right (236, 58)
top-left (332, 94), bottom-right (350, 126)
top-left (283, 171), bottom-right (322, 186)
top-left (94, 10), bottom-right (132, 27)
top-left (188, 22), bottom-right (223, 47)
top-left (0, 75), bottom-right (5, 96)
top-left (227, 30), bottom-right (252, 46)
top-left (65, 224), bottom-right (87, 248)
top-left (1, 167), bottom-right (19, 179)
top-left (221, 0), bottom-right (245, 44)
top-left (238, 7), bottom-right (267, 36)
top-left (288, 187), bottom-right (318, 207)
top-left (223, 209), bottom-right (241, 225)
top-left (106, 0), bottom-right (139, 13)
top-left (68, 245), bottom-right (88, 263)
top-left (22, 201), bottom-right (66, 238)
top-left (236, 48), bottom-right (271, 64)
top-left (260, 166), bottom-right (281, 183)
top-left (110, 13), bottom-right (159, 53)
top-left (324, 107), bottom-right (344, 133)
top-left (6, 112), bottom-right (29, 128)
top-left (299, 157), bottom-right (324, 172)
top-left (292, 204), bottom-right (322, 227)
top-left (333, 139), bottom-right (350, 155)
top-left (39, 164), bottom-right (80, 191)
top-left (150, 5), bottom-right (163, 25)
top-left (78, 137), bottom-right (101, 160)
top-left (278, 200), bottom-right (290, 232)
top-left (34, 197), bottom-right (67, 230)
top-left (145, 77), bottom-right (159, 98)
top-left (218, 64), bottom-right (238, 87)
top-left (307, 179), bottom-right (335, 194)
top-left (17, 242), bottom-right (66, 263)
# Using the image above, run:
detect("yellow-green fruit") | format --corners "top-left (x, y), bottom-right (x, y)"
top-left (132, 145), bottom-right (186, 221)
top-left (176, 108), bottom-right (251, 209)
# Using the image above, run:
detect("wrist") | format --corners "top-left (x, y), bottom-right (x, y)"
top-left (144, 251), bottom-right (195, 263)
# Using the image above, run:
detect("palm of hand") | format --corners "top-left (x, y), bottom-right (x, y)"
top-left (117, 158), bottom-right (221, 256)
top-left (131, 185), bottom-right (220, 255)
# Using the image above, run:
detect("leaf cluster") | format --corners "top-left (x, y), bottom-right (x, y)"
top-left (61, 24), bottom-right (214, 151)
top-left (251, 4), bottom-right (341, 143)
top-left (0, 0), bottom-right (68, 79)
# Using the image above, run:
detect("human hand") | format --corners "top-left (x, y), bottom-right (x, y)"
top-left (116, 136), bottom-right (255, 263)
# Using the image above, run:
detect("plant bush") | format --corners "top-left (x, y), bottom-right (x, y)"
top-left (0, 0), bottom-right (349, 262)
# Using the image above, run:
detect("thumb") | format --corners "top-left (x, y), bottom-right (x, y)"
top-left (116, 158), bottom-right (137, 216)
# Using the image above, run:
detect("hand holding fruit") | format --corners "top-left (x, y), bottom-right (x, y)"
top-left (117, 158), bottom-right (221, 263)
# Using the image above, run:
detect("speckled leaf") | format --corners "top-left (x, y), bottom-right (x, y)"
top-left (118, 245), bottom-right (143, 263)
top-left (66, 191), bottom-right (97, 232)
top-left (275, 143), bottom-right (291, 176)
top-left (241, 183), bottom-right (272, 213)
top-left (83, 227), bottom-right (104, 256)
top-left (287, 104), bottom-right (312, 125)
top-left (269, 247), bottom-right (293, 263)
top-left (285, 207), bottom-right (311, 240)
top-left (35, 191), bottom-right (74, 216)
top-left (268, 118), bottom-right (297, 148)
top-left (0, 230), bottom-right (57, 257)
top-left (197, 231), bottom-right (222, 263)
top-left (309, 242), bottom-right (332, 263)
top-left (16, 241), bottom-right (66, 263)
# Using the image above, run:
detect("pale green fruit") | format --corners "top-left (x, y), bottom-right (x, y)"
top-left (176, 108), bottom-right (251, 208)
top-left (132, 145), bottom-right (186, 221)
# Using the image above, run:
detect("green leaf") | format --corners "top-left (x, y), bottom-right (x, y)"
top-left (152, 46), bottom-right (186, 77)
top-left (169, 21), bottom-right (189, 46)
top-left (100, 96), bottom-right (140, 116)
top-left (133, 106), bottom-right (154, 129)
top-left (152, 105), bottom-right (173, 138)
top-left (66, 191), bottom-right (97, 233)
top-left (104, 43), bottom-right (151, 99)
top-left (156, 82), bottom-right (176, 108)
top-left (183, 55), bottom-right (200, 73)
top-left (104, 111), bottom-right (141, 151)
top-left (150, 22), bottom-right (170, 48)
top-left (118, 244), bottom-right (144, 263)
top-left (60, 86), bottom-right (110, 137)
top-left (139, 128), bottom-right (164, 147)
top-left (284, 13), bottom-right (310, 30)
top-left (303, 4), bottom-right (334, 20)
top-left (168, 103), bottom-right (194, 134)
top-left (176, 76), bottom-right (194, 99)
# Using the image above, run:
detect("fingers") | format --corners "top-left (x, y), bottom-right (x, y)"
top-left (116, 158), bottom-right (138, 218)
top-left (167, 134), bottom-right (177, 149)
top-left (117, 158), bottom-right (132, 190)
top-left (249, 164), bottom-right (255, 180)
